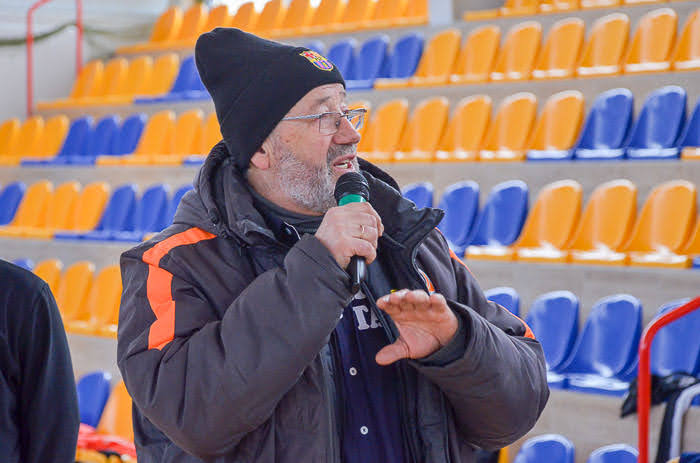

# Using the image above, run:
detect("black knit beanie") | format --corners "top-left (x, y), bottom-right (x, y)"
top-left (195, 28), bottom-right (346, 171)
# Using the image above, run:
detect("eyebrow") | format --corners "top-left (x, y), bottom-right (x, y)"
top-left (313, 92), bottom-right (348, 111)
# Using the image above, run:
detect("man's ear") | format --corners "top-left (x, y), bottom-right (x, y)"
top-left (250, 144), bottom-right (271, 170)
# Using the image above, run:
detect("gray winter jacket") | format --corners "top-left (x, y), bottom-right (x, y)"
top-left (117, 142), bottom-right (549, 462)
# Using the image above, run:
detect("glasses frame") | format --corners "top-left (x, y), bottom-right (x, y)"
top-left (280, 108), bottom-right (367, 135)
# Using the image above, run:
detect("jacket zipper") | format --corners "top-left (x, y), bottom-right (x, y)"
top-left (329, 331), bottom-right (345, 463)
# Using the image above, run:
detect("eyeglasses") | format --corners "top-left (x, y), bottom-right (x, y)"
top-left (280, 108), bottom-right (367, 135)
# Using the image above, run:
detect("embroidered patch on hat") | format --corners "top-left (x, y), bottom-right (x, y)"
top-left (299, 50), bottom-right (334, 71)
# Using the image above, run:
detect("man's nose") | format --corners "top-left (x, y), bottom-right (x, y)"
top-left (332, 115), bottom-right (361, 145)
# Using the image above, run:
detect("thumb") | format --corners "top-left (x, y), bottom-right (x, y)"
top-left (375, 341), bottom-right (409, 366)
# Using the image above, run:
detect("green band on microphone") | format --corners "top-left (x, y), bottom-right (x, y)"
top-left (338, 194), bottom-right (367, 206)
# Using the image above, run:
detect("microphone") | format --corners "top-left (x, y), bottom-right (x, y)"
top-left (334, 172), bottom-right (371, 293)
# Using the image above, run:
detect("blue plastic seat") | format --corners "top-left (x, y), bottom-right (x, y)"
top-left (82, 115), bottom-right (120, 163)
top-left (76, 371), bottom-right (112, 428)
top-left (514, 434), bottom-right (575, 463)
top-left (24, 116), bottom-right (93, 166)
top-left (346, 35), bottom-right (389, 90)
top-left (468, 180), bottom-right (529, 247)
top-left (678, 97), bottom-right (700, 152)
top-left (0, 182), bottom-right (26, 225)
top-left (166, 184), bottom-right (194, 226)
top-left (112, 184), bottom-right (171, 241)
top-left (525, 291), bottom-right (579, 384)
top-left (112, 114), bottom-right (146, 156)
top-left (436, 181), bottom-right (479, 256)
top-left (383, 33), bottom-right (424, 80)
top-left (626, 86), bottom-right (686, 160)
top-left (586, 444), bottom-right (638, 463)
top-left (12, 258), bottom-right (34, 271)
top-left (401, 182), bottom-right (433, 209)
top-left (651, 298), bottom-right (700, 377)
top-left (574, 89), bottom-right (633, 161)
top-left (327, 39), bottom-right (357, 78)
top-left (303, 40), bottom-right (325, 55)
top-left (484, 287), bottom-right (520, 317)
top-left (136, 55), bottom-right (208, 103)
top-left (556, 294), bottom-right (642, 396)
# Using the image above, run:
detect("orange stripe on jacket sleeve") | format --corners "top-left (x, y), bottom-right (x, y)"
top-left (141, 228), bottom-right (216, 350)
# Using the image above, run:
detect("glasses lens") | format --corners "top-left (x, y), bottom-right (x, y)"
top-left (349, 111), bottom-right (364, 131)
top-left (319, 113), bottom-right (339, 135)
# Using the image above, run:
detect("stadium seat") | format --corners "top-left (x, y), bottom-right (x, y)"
top-left (0, 118), bottom-right (19, 160)
top-left (581, 0), bottom-right (620, 8)
top-left (651, 299), bottom-right (700, 377)
top-left (359, 99), bottom-right (409, 163)
top-left (2, 116), bottom-right (42, 165)
top-left (302, 0), bottom-right (343, 35)
top-left (680, 97), bottom-right (700, 160)
top-left (327, 39), bottom-right (357, 78)
top-left (402, 182), bottom-right (433, 209)
top-left (586, 444), bottom-right (638, 463)
top-left (27, 116), bottom-right (92, 166)
top-left (64, 182), bottom-right (111, 236)
top-left (527, 90), bottom-right (585, 161)
top-left (436, 181), bottom-right (480, 255)
top-left (464, 0), bottom-right (538, 20)
top-left (139, 53), bottom-right (180, 99)
top-left (160, 3), bottom-right (208, 49)
top-left (624, 180), bottom-right (697, 267)
top-left (484, 287), bottom-right (520, 317)
top-left (33, 259), bottom-right (63, 295)
top-left (345, 35), bottom-right (389, 90)
top-left (230, 1), bottom-right (258, 31)
top-left (80, 115), bottom-right (119, 163)
top-left (490, 21), bottom-right (542, 82)
top-left (0, 182), bottom-right (26, 225)
top-left (137, 55), bottom-right (208, 103)
top-left (398, 0), bottom-right (428, 26)
top-left (36, 60), bottom-right (103, 110)
top-left (0, 180), bottom-right (53, 237)
top-left (26, 115), bottom-right (69, 161)
top-left (166, 184), bottom-right (194, 225)
top-left (577, 13), bottom-right (630, 77)
top-left (201, 4), bottom-right (231, 32)
top-left (21, 181), bottom-right (80, 239)
top-left (680, 219), bottom-right (700, 266)
top-left (513, 180), bottom-right (582, 262)
top-left (672, 9), bottom-right (700, 71)
top-left (101, 111), bottom-right (175, 165)
top-left (12, 258), bottom-right (34, 271)
top-left (303, 40), bottom-right (326, 55)
top-left (513, 434), bottom-right (575, 463)
top-left (574, 88), bottom-right (634, 160)
top-left (97, 380), bottom-right (134, 442)
top-left (75, 57), bottom-right (129, 106)
top-left (366, 0), bottom-right (407, 29)
top-left (199, 112), bottom-right (221, 154)
top-left (76, 371), bottom-right (112, 428)
top-left (435, 95), bottom-right (491, 162)
top-left (558, 294), bottom-right (642, 395)
top-left (151, 109), bottom-right (203, 164)
top-left (479, 93), bottom-right (537, 161)
top-left (532, 18), bottom-right (584, 80)
top-left (54, 261), bottom-right (95, 324)
top-left (373, 33), bottom-right (424, 87)
top-left (332, 0), bottom-right (374, 32)
top-left (449, 25), bottom-right (500, 85)
top-left (525, 291), bottom-right (579, 374)
top-left (116, 6), bottom-right (183, 54)
top-left (112, 184), bottom-right (171, 241)
top-left (402, 29), bottom-right (462, 88)
top-left (111, 113), bottom-right (146, 157)
top-left (101, 56), bottom-right (153, 105)
top-left (62, 184), bottom-right (138, 241)
top-left (568, 179), bottom-right (637, 265)
top-left (272, 0), bottom-right (312, 37)
top-left (626, 86), bottom-right (686, 159)
top-left (394, 97), bottom-right (449, 162)
top-left (68, 265), bottom-right (122, 337)
top-left (623, 8), bottom-right (677, 73)
top-left (255, 0), bottom-right (287, 37)
top-left (466, 180), bottom-right (529, 260)
top-left (538, 0), bottom-right (579, 13)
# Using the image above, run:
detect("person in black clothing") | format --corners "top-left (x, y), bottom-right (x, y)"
top-left (0, 259), bottom-right (79, 463)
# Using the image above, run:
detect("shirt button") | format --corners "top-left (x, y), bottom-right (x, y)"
top-left (349, 367), bottom-right (357, 376)
top-left (360, 426), bottom-right (368, 435)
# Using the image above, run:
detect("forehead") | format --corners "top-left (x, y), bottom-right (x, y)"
top-left (295, 84), bottom-right (347, 111)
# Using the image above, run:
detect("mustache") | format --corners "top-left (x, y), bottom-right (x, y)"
top-left (326, 144), bottom-right (357, 165)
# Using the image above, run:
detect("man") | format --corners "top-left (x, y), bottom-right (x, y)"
top-left (117, 28), bottom-right (548, 462)
top-left (0, 259), bottom-right (79, 463)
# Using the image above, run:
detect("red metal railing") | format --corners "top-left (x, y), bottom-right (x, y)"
top-left (637, 296), bottom-right (700, 462)
top-left (26, 0), bottom-right (83, 116)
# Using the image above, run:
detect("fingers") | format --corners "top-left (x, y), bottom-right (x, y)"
top-left (341, 202), bottom-right (384, 237)
top-left (375, 340), bottom-right (410, 365)
top-left (348, 237), bottom-right (377, 264)
top-left (377, 289), bottom-right (430, 314)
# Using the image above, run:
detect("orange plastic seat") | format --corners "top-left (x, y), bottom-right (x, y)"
top-left (255, 0), bottom-right (287, 37)
top-left (408, 29), bottom-right (462, 87)
top-left (349, 100), bottom-right (371, 143)
top-left (449, 26), bottom-right (500, 85)
top-left (21, 181), bottom-right (80, 239)
top-left (22, 115), bottom-right (69, 162)
top-left (302, 0), bottom-right (344, 34)
top-left (359, 99), bottom-right (408, 164)
top-left (671, 9), bottom-right (700, 71)
top-left (527, 91), bottom-right (584, 157)
top-left (366, 0), bottom-right (408, 29)
top-left (230, 1), bottom-right (259, 31)
top-left (479, 93), bottom-right (537, 162)
top-left (153, 109), bottom-right (203, 164)
top-left (581, 0), bottom-right (620, 8)
top-left (464, 0), bottom-right (538, 21)
top-left (332, 0), bottom-right (375, 32)
top-left (33, 259), bottom-right (63, 295)
top-left (0, 118), bottom-right (20, 160)
top-left (273, 0), bottom-right (313, 37)
top-left (163, 4), bottom-right (209, 49)
top-left (36, 60), bottom-right (103, 110)
top-left (394, 97), bottom-right (449, 163)
top-left (67, 265), bottom-right (121, 337)
top-left (103, 56), bottom-right (153, 105)
top-left (679, 217), bottom-right (700, 262)
top-left (65, 182), bottom-right (110, 234)
top-left (532, 18), bottom-right (584, 79)
top-left (624, 180), bottom-right (697, 268)
top-left (97, 381), bottom-right (134, 442)
top-left (513, 180), bottom-right (583, 262)
top-left (117, 7), bottom-right (183, 54)
top-left (568, 180), bottom-right (637, 265)
top-left (99, 111), bottom-right (175, 165)
top-left (491, 21), bottom-right (542, 81)
top-left (539, 0), bottom-right (579, 13)
top-left (202, 4), bottom-right (231, 32)
top-left (140, 53), bottom-right (180, 98)
top-left (623, 8), bottom-right (677, 73)
top-left (577, 13), bottom-right (630, 77)
top-left (77, 57), bottom-right (129, 107)
top-left (54, 261), bottom-right (95, 324)
top-left (1, 116), bottom-right (44, 165)
top-left (436, 95), bottom-right (491, 162)
top-left (0, 180), bottom-right (52, 237)
top-left (397, 0), bottom-right (428, 26)
top-left (623, 0), bottom-right (665, 5)
top-left (200, 112), bottom-right (221, 155)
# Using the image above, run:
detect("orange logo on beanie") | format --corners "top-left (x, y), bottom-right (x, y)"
top-left (300, 50), bottom-right (334, 71)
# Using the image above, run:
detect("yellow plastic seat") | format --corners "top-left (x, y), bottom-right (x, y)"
top-left (491, 21), bottom-right (542, 81)
top-left (350, 100), bottom-right (371, 144)
top-left (73, 58), bottom-right (128, 107)
top-left (396, 0), bottom-right (428, 26)
top-left (407, 29), bottom-right (462, 88)
top-left (99, 111), bottom-right (175, 165)
top-left (67, 265), bottom-right (121, 337)
top-left (359, 99), bottom-right (408, 164)
top-left (527, 91), bottom-right (584, 155)
top-left (33, 259), bottom-right (63, 295)
top-left (200, 112), bottom-right (222, 155)
top-left (366, 0), bottom-right (407, 29)
top-left (161, 4), bottom-right (209, 49)
top-left (65, 182), bottom-right (110, 234)
top-left (103, 56), bottom-right (153, 105)
top-left (22, 115), bottom-right (69, 162)
top-left (464, 0), bottom-right (538, 21)
top-left (532, 18), bottom-right (584, 79)
top-left (436, 95), bottom-right (491, 162)
top-left (568, 180), bottom-right (637, 265)
top-left (449, 26), bottom-right (500, 85)
top-left (581, 0), bottom-right (620, 8)
top-left (272, 0), bottom-right (313, 37)
top-left (513, 180), bottom-right (583, 262)
top-left (21, 181), bottom-right (80, 239)
top-left (0, 116), bottom-right (44, 165)
top-left (394, 97), bottom-right (449, 163)
top-left (0, 118), bottom-right (20, 160)
top-left (153, 109), bottom-right (203, 164)
top-left (230, 1), bottom-right (259, 31)
top-left (539, 0), bottom-right (579, 13)
top-left (302, 0), bottom-right (344, 34)
top-left (0, 180), bottom-right (53, 236)
top-left (97, 381), bottom-right (134, 442)
top-left (623, 0), bottom-right (666, 5)
top-left (255, 0), bottom-right (287, 37)
top-left (140, 53), bottom-right (180, 98)
top-left (54, 261), bottom-right (95, 324)
top-left (479, 93), bottom-right (537, 162)
top-left (331, 0), bottom-right (375, 32)
top-left (116, 7), bottom-right (183, 54)
top-left (624, 180), bottom-right (697, 268)
top-left (577, 13), bottom-right (630, 77)
top-left (671, 9), bottom-right (700, 71)
top-left (202, 4), bottom-right (231, 32)
top-left (623, 8), bottom-right (677, 73)
top-left (36, 60), bottom-right (103, 110)
top-left (679, 217), bottom-right (700, 263)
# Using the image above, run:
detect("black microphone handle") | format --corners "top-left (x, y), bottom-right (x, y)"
top-left (349, 255), bottom-right (366, 293)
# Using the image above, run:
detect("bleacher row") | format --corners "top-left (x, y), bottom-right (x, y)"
top-left (512, 434), bottom-right (639, 463)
